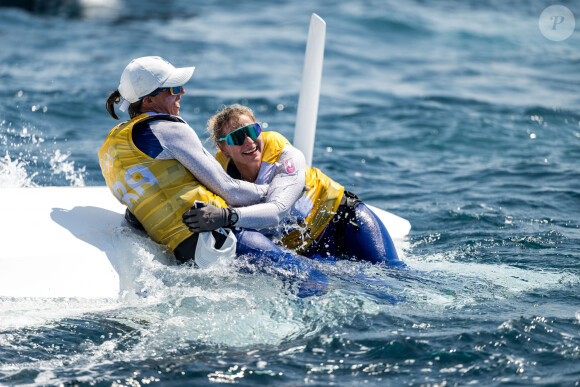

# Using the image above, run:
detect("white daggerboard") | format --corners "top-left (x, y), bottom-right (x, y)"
top-left (293, 13), bottom-right (326, 167)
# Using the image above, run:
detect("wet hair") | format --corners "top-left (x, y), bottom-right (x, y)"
top-left (207, 104), bottom-right (257, 145)
top-left (105, 89), bottom-right (143, 120)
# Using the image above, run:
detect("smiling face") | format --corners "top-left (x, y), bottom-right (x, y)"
top-left (217, 114), bottom-right (263, 182)
top-left (142, 87), bottom-right (185, 116)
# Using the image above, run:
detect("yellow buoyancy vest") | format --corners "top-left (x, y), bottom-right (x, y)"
top-left (216, 131), bottom-right (344, 252)
top-left (98, 113), bottom-right (227, 251)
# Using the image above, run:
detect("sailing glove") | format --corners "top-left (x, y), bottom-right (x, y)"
top-left (183, 204), bottom-right (234, 232)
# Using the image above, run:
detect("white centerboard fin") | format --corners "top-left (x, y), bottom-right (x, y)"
top-left (293, 13), bottom-right (326, 167)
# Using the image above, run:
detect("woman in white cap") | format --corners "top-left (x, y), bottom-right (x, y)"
top-left (98, 56), bottom-right (325, 287)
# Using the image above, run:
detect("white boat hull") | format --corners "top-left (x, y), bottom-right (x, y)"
top-left (0, 187), bottom-right (123, 299)
top-left (0, 187), bottom-right (410, 299)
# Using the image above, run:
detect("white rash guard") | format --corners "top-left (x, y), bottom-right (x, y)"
top-left (231, 144), bottom-right (309, 233)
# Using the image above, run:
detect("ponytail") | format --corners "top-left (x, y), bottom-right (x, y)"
top-left (106, 90), bottom-right (121, 120)
top-left (106, 90), bottom-right (143, 120)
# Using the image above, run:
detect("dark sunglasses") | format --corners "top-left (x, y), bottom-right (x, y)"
top-left (140, 86), bottom-right (183, 99)
top-left (218, 123), bottom-right (262, 146)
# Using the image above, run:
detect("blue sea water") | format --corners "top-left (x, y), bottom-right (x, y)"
top-left (1, 0), bottom-right (580, 385)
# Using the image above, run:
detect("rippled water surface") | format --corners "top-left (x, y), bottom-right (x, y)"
top-left (1, 0), bottom-right (579, 385)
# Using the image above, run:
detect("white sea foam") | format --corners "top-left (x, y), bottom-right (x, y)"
top-left (401, 251), bottom-right (578, 307)
top-left (0, 298), bottom-right (120, 330)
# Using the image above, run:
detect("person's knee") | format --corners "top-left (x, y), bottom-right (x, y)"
top-left (234, 229), bottom-right (283, 255)
top-left (350, 203), bottom-right (402, 265)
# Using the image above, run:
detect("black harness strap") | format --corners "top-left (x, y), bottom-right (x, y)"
top-left (332, 190), bottom-right (362, 251)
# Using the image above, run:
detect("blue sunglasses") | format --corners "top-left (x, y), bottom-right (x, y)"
top-left (140, 86), bottom-right (183, 99)
top-left (219, 123), bottom-right (262, 146)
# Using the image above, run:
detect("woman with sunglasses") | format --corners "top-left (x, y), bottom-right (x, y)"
top-left (183, 104), bottom-right (403, 266)
top-left (99, 57), bottom-right (329, 291)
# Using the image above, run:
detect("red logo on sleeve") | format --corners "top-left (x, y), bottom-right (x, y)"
top-left (284, 159), bottom-right (295, 174)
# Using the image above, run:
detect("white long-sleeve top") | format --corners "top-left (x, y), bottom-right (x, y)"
top-left (227, 142), bottom-right (313, 235)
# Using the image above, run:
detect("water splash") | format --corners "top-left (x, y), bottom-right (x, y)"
top-left (0, 152), bottom-right (38, 188)
top-left (49, 149), bottom-right (85, 187)
top-left (0, 123), bottom-right (86, 188)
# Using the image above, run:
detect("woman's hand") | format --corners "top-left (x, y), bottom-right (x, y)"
top-left (182, 204), bottom-right (228, 232)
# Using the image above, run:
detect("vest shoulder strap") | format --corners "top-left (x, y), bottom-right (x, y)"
top-left (132, 114), bottom-right (186, 131)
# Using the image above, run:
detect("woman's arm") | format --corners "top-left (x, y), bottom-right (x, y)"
top-left (150, 120), bottom-right (267, 206)
top-left (234, 145), bottom-right (307, 229)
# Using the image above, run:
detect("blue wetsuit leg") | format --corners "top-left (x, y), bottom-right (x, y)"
top-left (307, 204), bottom-right (403, 266)
top-left (233, 228), bottom-right (284, 256)
top-left (343, 204), bottom-right (403, 265)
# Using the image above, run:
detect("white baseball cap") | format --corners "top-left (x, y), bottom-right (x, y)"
top-left (118, 56), bottom-right (195, 105)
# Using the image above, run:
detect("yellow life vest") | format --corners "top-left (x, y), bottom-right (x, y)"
top-left (98, 113), bottom-right (227, 251)
top-left (216, 131), bottom-right (344, 252)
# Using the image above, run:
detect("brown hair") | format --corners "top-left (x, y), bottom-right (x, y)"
top-left (207, 104), bottom-right (257, 144)
top-left (105, 89), bottom-right (143, 120)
